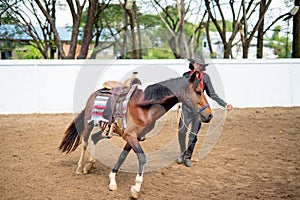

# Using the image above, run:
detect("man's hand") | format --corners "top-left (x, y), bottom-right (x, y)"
top-left (226, 104), bottom-right (233, 111)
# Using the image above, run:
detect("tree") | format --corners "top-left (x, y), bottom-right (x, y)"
top-left (204, 0), bottom-right (272, 59)
top-left (123, 0), bottom-right (139, 58)
top-left (292, 0), bottom-right (300, 58)
top-left (204, 0), bottom-right (239, 58)
top-left (265, 25), bottom-right (291, 58)
top-left (257, 0), bottom-right (266, 59)
top-left (258, 0), bottom-right (298, 58)
top-left (1, 0), bottom-right (57, 59)
top-left (1, 0), bottom-right (99, 59)
top-left (239, 0), bottom-right (272, 58)
top-left (16, 44), bottom-right (43, 59)
top-left (87, 1), bottom-right (144, 59)
top-left (77, 0), bottom-right (97, 59)
top-left (206, 20), bottom-right (233, 58)
top-left (151, 0), bottom-right (206, 59)
top-left (115, 0), bottom-right (144, 59)
top-left (88, 2), bottom-right (122, 59)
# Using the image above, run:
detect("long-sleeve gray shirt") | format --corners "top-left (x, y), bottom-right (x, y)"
top-left (183, 71), bottom-right (227, 107)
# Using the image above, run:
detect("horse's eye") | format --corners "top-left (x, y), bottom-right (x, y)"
top-left (195, 90), bottom-right (202, 95)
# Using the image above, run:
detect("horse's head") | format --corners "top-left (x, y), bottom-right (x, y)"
top-left (186, 71), bottom-right (213, 123)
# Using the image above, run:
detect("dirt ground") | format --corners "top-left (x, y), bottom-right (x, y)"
top-left (1, 107), bottom-right (300, 200)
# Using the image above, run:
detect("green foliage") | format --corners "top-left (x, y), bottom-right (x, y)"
top-left (209, 20), bottom-right (233, 32)
top-left (102, 4), bottom-right (124, 29)
top-left (79, 2), bottom-right (208, 59)
top-left (139, 14), bottom-right (162, 28)
top-left (142, 48), bottom-right (175, 59)
top-left (16, 45), bottom-right (43, 59)
top-left (265, 25), bottom-right (291, 58)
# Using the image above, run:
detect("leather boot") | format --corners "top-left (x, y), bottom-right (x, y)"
top-left (184, 158), bottom-right (193, 167)
top-left (177, 151), bottom-right (185, 164)
top-left (184, 133), bottom-right (198, 167)
top-left (177, 132), bottom-right (186, 164)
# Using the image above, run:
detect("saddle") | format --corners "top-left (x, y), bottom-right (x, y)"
top-left (100, 80), bottom-right (130, 124)
top-left (89, 73), bottom-right (141, 139)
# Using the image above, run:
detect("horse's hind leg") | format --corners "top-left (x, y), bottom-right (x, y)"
top-left (76, 140), bottom-right (87, 174)
top-left (83, 155), bottom-right (96, 174)
top-left (76, 122), bottom-right (94, 174)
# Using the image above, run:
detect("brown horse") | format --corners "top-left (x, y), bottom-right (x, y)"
top-left (59, 71), bottom-right (212, 198)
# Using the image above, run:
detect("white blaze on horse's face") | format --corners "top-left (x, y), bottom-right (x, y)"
top-left (188, 72), bottom-right (213, 123)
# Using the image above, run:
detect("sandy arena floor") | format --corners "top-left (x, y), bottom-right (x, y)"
top-left (1, 107), bottom-right (300, 199)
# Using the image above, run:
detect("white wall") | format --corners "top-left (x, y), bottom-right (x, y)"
top-left (0, 59), bottom-right (299, 114)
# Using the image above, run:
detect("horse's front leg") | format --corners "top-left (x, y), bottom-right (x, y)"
top-left (131, 174), bottom-right (144, 199)
top-left (125, 135), bottom-right (146, 199)
top-left (109, 143), bottom-right (132, 191)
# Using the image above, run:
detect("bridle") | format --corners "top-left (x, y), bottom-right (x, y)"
top-left (184, 98), bottom-right (209, 115)
top-left (196, 103), bottom-right (209, 114)
top-left (177, 75), bottom-right (209, 115)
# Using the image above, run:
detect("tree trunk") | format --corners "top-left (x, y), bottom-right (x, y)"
top-left (169, 36), bottom-right (181, 58)
top-left (50, 0), bottom-right (56, 59)
top-left (77, 0), bottom-right (97, 59)
top-left (257, 0), bottom-right (266, 59)
top-left (65, 0), bottom-right (86, 59)
top-left (241, 0), bottom-right (249, 59)
top-left (178, 0), bottom-right (188, 58)
top-left (120, 7), bottom-right (128, 59)
top-left (204, 0), bottom-right (232, 59)
top-left (133, 2), bottom-right (142, 58)
top-left (127, 9), bottom-right (138, 58)
top-left (206, 13), bottom-right (215, 58)
top-left (34, 0), bottom-right (66, 58)
top-left (67, 22), bottom-right (79, 58)
top-left (223, 43), bottom-right (231, 58)
top-left (243, 42), bottom-right (249, 58)
top-left (292, 0), bottom-right (300, 58)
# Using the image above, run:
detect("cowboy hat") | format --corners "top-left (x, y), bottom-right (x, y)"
top-left (188, 58), bottom-right (209, 66)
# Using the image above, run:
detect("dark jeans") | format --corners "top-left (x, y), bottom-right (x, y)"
top-left (178, 105), bottom-right (201, 159)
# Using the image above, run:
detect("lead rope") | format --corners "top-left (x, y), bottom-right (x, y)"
top-left (176, 103), bottom-right (189, 132)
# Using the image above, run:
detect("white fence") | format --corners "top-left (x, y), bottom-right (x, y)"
top-left (0, 59), bottom-right (299, 114)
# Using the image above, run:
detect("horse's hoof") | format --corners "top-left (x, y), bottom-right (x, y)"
top-left (83, 163), bottom-right (94, 174)
top-left (83, 168), bottom-right (89, 174)
top-left (76, 166), bottom-right (83, 174)
top-left (106, 135), bottom-right (112, 139)
top-left (130, 186), bottom-right (139, 199)
top-left (109, 184), bottom-right (117, 191)
top-left (138, 137), bottom-right (146, 141)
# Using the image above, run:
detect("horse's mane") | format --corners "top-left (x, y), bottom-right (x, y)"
top-left (137, 76), bottom-right (188, 107)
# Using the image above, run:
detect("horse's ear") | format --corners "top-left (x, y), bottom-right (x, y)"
top-left (189, 71), bottom-right (199, 84)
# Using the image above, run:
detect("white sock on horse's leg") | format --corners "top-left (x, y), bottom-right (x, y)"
top-left (109, 171), bottom-right (118, 191)
top-left (131, 174), bottom-right (143, 198)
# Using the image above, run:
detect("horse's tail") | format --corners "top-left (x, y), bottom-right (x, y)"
top-left (59, 109), bottom-right (85, 153)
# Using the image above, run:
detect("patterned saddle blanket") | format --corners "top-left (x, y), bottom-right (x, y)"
top-left (88, 84), bottom-right (138, 130)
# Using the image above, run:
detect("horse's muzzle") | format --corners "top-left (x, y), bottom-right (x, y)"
top-left (201, 113), bottom-right (213, 123)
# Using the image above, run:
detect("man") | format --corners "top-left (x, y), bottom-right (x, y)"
top-left (178, 58), bottom-right (233, 167)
